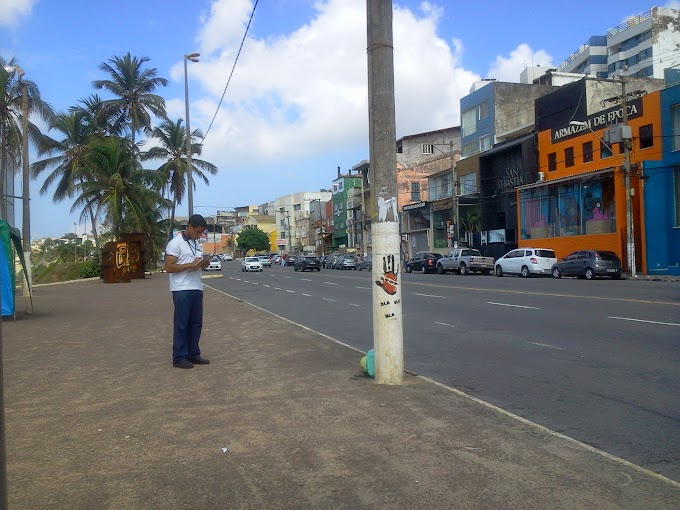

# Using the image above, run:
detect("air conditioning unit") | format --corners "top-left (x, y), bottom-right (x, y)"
top-left (538, 171), bottom-right (545, 182)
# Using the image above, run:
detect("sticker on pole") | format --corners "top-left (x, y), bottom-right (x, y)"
top-left (376, 254), bottom-right (398, 296)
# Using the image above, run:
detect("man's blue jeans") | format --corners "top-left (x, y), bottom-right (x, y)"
top-left (172, 290), bottom-right (203, 362)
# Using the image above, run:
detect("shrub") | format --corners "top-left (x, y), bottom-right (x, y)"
top-left (80, 253), bottom-right (101, 279)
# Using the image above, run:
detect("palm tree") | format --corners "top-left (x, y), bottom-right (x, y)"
top-left (141, 119), bottom-right (217, 241)
top-left (72, 137), bottom-right (168, 239)
top-left (0, 57), bottom-right (54, 222)
top-left (31, 109), bottom-right (105, 248)
top-left (92, 53), bottom-right (168, 145)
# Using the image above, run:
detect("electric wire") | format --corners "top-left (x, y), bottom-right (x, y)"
top-left (202, 0), bottom-right (259, 144)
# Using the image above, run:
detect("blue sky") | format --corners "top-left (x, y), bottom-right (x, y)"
top-left (0, 0), bottom-right (673, 238)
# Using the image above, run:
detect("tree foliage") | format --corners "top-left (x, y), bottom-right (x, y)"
top-left (237, 227), bottom-right (270, 254)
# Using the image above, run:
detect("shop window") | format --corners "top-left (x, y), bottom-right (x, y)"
top-left (583, 141), bottom-right (593, 163)
top-left (600, 140), bottom-right (612, 159)
top-left (519, 174), bottom-right (616, 240)
top-left (639, 124), bottom-right (653, 149)
top-left (548, 152), bottom-right (557, 172)
top-left (565, 147), bottom-right (575, 167)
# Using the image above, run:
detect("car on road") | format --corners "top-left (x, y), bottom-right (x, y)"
top-left (405, 252), bottom-right (442, 274)
top-left (294, 255), bottom-right (321, 272)
top-left (272, 255), bottom-right (282, 265)
top-left (494, 248), bottom-right (557, 278)
top-left (241, 256), bottom-right (263, 272)
top-left (222, 253), bottom-right (233, 261)
top-left (258, 256), bottom-right (272, 267)
top-left (333, 254), bottom-right (357, 270)
top-left (551, 250), bottom-right (622, 280)
top-left (436, 248), bottom-right (494, 275)
top-left (357, 255), bottom-right (372, 271)
top-left (204, 256), bottom-right (222, 271)
top-left (284, 255), bottom-right (298, 266)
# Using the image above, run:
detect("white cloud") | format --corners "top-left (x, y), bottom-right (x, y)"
top-left (663, 1), bottom-right (680, 10)
top-left (487, 43), bottom-right (554, 83)
top-left (0, 0), bottom-right (36, 27)
top-left (180, 0), bottom-right (479, 179)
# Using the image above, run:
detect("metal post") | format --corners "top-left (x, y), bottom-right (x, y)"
top-left (21, 79), bottom-right (31, 298)
top-left (367, 0), bottom-right (403, 385)
top-left (360, 174), bottom-right (367, 257)
top-left (183, 53), bottom-right (199, 217)
top-left (621, 80), bottom-right (636, 278)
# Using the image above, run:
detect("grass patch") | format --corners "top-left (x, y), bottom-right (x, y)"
top-left (33, 262), bottom-right (92, 284)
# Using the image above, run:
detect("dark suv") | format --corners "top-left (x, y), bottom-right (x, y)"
top-left (294, 256), bottom-right (321, 272)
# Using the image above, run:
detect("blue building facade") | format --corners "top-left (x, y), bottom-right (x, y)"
top-left (644, 81), bottom-right (680, 276)
top-left (460, 82), bottom-right (495, 158)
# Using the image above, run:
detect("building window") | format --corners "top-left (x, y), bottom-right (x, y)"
top-left (548, 152), bottom-right (557, 172)
top-left (639, 124), bottom-right (653, 149)
top-left (565, 147), bottom-right (575, 167)
top-left (600, 140), bottom-right (612, 159)
top-left (583, 141), bottom-right (593, 163)
top-left (478, 101), bottom-right (489, 120)
top-left (480, 135), bottom-right (491, 152)
top-left (462, 139), bottom-right (480, 157)
top-left (421, 143), bottom-right (434, 155)
top-left (462, 107), bottom-right (477, 137)
top-left (280, 219), bottom-right (285, 226)
top-left (459, 172), bottom-right (477, 195)
top-left (411, 182), bottom-right (420, 202)
top-left (673, 105), bottom-right (680, 151)
top-left (675, 167), bottom-right (680, 227)
top-left (294, 203), bottom-right (301, 211)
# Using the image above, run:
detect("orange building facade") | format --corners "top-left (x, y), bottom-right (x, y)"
top-left (517, 78), bottom-right (663, 273)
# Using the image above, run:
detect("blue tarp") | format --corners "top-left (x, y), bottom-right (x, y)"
top-left (0, 220), bottom-right (14, 316)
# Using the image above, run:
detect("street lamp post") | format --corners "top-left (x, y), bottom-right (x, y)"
top-left (184, 52), bottom-right (200, 218)
top-left (569, 118), bottom-right (635, 277)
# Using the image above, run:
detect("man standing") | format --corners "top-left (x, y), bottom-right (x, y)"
top-left (164, 214), bottom-right (212, 369)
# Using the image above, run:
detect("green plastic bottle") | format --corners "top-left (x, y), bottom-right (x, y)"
top-left (366, 348), bottom-right (375, 378)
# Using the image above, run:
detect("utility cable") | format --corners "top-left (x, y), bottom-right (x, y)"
top-left (202, 0), bottom-right (259, 143)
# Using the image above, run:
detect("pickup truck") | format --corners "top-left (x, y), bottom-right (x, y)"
top-left (436, 248), bottom-right (495, 275)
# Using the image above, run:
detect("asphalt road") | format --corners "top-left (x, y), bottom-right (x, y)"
top-left (205, 261), bottom-right (680, 481)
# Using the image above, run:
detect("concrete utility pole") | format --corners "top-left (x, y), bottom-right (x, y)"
top-left (620, 80), bottom-right (636, 278)
top-left (367, 0), bottom-right (403, 385)
top-left (450, 140), bottom-right (459, 248)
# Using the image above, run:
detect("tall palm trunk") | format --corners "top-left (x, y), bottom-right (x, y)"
top-left (87, 203), bottom-right (100, 251)
top-left (168, 196), bottom-right (177, 244)
top-left (0, 127), bottom-right (8, 221)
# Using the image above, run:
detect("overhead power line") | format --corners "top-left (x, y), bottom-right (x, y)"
top-left (202, 0), bottom-right (259, 143)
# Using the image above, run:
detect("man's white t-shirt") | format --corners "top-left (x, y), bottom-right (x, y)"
top-left (165, 233), bottom-right (204, 292)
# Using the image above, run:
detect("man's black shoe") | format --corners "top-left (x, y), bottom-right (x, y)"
top-left (173, 359), bottom-right (194, 369)
top-left (188, 356), bottom-right (210, 365)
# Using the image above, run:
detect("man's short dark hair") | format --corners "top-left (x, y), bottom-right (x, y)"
top-left (188, 214), bottom-right (207, 228)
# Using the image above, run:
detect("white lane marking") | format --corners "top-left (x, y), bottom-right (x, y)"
top-left (302, 293), bottom-right (312, 297)
top-left (274, 287), bottom-right (281, 290)
top-left (283, 276), bottom-right (292, 279)
top-left (286, 290), bottom-right (295, 293)
top-left (243, 280), bottom-right (249, 283)
top-left (488, 302), bottom-right (539, 310)
top-left (301, 278), bottom-right (311, 281)
top-left (252, 282), bottom-right (259, 285)
top-left (356, 286), bottom-right (371, 290)
top-left (229, 277), bottom-right (235, 280)
top-left (435, 321), bottom-right (455, 328)
top-left (324, 282), bottom-right (338, 286)
top-left (609, 316), bottom-right (680, 327)
top-left (322, 297), bottom-right (336, 302)
top-left (414, 293), bottom-right (446, 298)
top-left (235, 278), bottom-right (241, 281)
top-left (350, 303), bottom-right (360, 307)
top-left (262, 284), bottom-right (270, 288)
top-left (528, 341), bottom-right (563, 350)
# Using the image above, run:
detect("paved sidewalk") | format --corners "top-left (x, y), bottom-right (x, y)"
top-left (3, 274), bottom-right (679, 509)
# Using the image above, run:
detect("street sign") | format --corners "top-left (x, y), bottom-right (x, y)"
top-left (400, 233), bottom-right (409, 242)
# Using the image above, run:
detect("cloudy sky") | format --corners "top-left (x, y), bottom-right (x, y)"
top-left (0, 0), bottom-right (673, 238)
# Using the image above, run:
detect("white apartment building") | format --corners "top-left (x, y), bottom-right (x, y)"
top-left (558, 6), bottom-right (680, 80)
